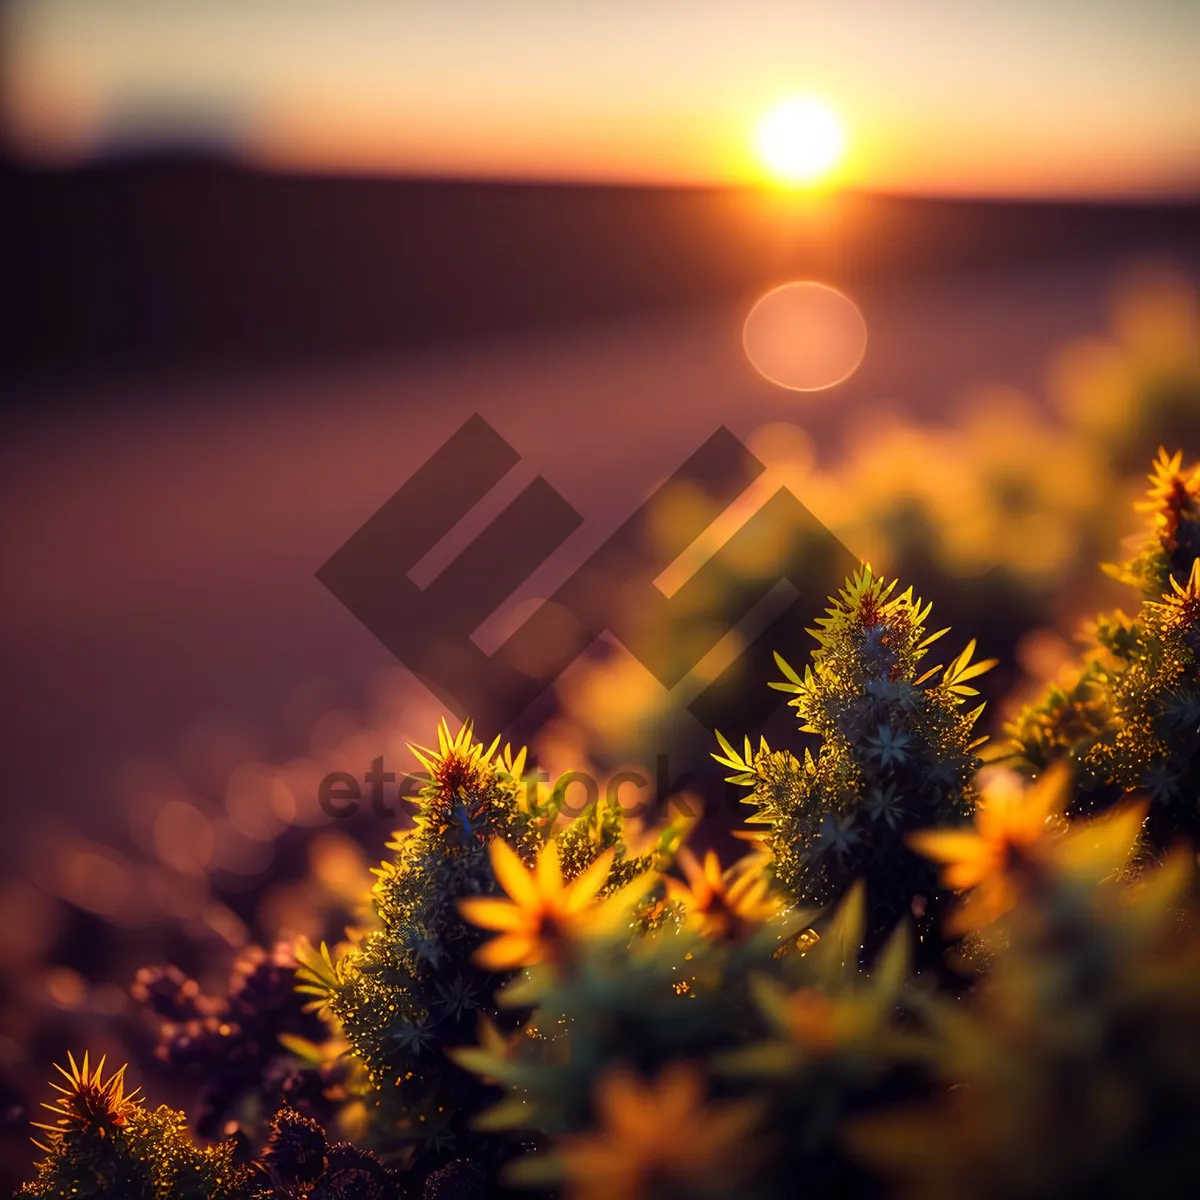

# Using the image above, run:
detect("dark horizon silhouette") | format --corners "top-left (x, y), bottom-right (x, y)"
top-left (2, 152), bottom-right (1197, 396)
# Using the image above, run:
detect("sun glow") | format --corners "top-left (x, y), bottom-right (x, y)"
top-left (755, 97), bottom-right (844, 185)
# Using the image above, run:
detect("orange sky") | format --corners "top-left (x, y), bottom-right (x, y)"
top-left (4, 0), bottom-right (1199, 198)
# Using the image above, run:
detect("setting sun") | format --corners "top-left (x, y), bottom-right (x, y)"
top-left (755, 97), bottom-right (844, 185)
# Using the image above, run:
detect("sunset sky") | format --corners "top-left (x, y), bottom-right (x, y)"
top-left (4, 0), bottom-right (1199, 198)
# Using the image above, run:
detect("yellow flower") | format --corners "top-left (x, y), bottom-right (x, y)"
top-left (458, 839), bottom-right (615, 971)
top-left (1151, 556), bottom-right (1200, 631)
top-left (909, 764), bottom-right (1149, 933)
top-left (779, 987), bottom-right (842, 1053)
top-left (32, 1053), bottom-right (140, 1151)
top-left (907, 765), bottom-right (1070, 933)
top-left (736, 979), bottom-right (895, 1065)
top-left (666, 849), bottom-right (782, 941)
top-left (1137, 446), bottom-right (1200, 554)
top-left (557, 1064), bottom-right (758, 1200)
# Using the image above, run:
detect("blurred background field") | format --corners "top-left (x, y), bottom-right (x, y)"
top-left (0, 1), bottom-right (1198, 1192)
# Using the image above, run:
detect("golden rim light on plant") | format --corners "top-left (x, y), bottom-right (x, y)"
top-left (32, 1053), bottom-right (140, 1152)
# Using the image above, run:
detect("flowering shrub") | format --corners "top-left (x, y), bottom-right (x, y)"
top-left (1009, 448), bottom-right (1200, 847)
top-left (288, 720), bottom-right (677, 1186)
top-left (15, 450), bottom-right (1200, 1200)
top-left (713, 566), bottom-right (993, 954)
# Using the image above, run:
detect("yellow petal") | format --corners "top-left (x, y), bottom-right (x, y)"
top-left (591, 872), bottom-right (659, 932)
top-left (1030, 765), bottom-right (1070, 820)
top-left (656, 1062), bottom-right (703, 1126)
top-left (558, 1144), bottom-right (636, 1197)
top-left (906, 829), bottom-right (986, 865)
top-left (596, 1069), bottom-right (659, 1140)
top-left (677, 848), bottom-right (705, 890)
top-left (473, 933), bottom-right (540, 971)
top-left (1056, 798), bottom-right (1147, 881)
top-left (703, 851), bottom-right (724, 888)
top-left (458, 897), bottom-right (530, 932)
top-left (1126, 843), bottom-right (1194, 925)
top-left (943, 859), bottom-right (990, 890)
top-left (564, 847), bottom-right (617, 914)
top-left (733, 877), bottom-right (772, 917)
top-left (726, 869), bottom-right (761, 906)
top-left (536, 839), bottom-right (564, 897)
top-left (946, 879), bottom-right (1014, 935)
top-left (489, 840), bottom-right (540, 909)
top-left (981, 762), bottom-right (1068, 842)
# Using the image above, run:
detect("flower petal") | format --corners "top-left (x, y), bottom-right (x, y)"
top-left (943, 860), bottom-right (989, 890)
top-left (489, 839), bottom-right (540, 910)
top-left (473, 933), bottom-right (540, 971)
top-left (702, 851), bottom-right (724, 888)
top-left (906, 830), bottom-right (986, 865)
top-left (564, 847), bottom-right (616, 914)
top-left (677, 848), bottom-right (705, 890)
top-left (458, 897), bottom-right (530, 932)
top-left (536, 839), bottom-right (564, 897)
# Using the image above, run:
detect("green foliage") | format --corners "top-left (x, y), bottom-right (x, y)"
top-left (1009, 449), bottom-right (1200, 847)
top-left (451, 762), bottom-right (1200, 1200)
top-left (715, 565), bottom-right (993, 938)
top-left (452, 874), bottom-right (918, 1200)
top-left (295, 719), bottom-right (666, 1181)
top-left (17, 1053), bottom-right (251, 1200)
top-left (852, 818), bottom-right (1200, 1200)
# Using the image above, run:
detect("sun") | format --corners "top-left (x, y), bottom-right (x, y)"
top-left (755, 98), bottom-right (844, 185)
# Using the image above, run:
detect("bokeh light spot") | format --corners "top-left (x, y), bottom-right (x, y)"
top-left (743, 281), bottom-right (867, 392)
top-left (225, 761), bottom-right (292, 841)
top-left (58, 846), bottom-right (135, 917)
top-left (44, 967), bottom-right (87, 1010)
top-left (154, 799), bottom-right (215, 875)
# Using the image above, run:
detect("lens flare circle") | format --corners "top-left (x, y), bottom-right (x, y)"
top-left (742, 281), bottom-right (867, 393)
